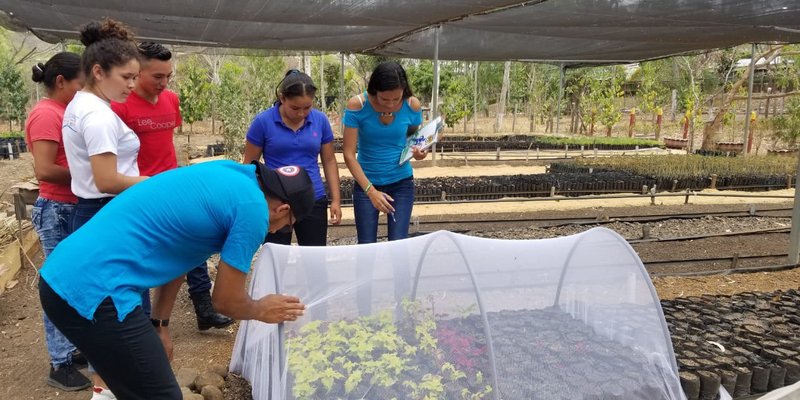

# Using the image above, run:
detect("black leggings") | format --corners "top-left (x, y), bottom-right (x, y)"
top-left (39, 280), bottom-right (180, 400)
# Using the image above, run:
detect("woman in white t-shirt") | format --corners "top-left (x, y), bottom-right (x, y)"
top-left (60, 18), bottom-right (147, 400)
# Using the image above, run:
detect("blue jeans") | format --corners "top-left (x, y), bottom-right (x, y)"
top-left (31, 197), bottom-right (77, 367)
top-left (352, 176), bottom-right (415, 244)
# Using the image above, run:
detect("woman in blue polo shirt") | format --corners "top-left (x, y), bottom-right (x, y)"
top-left (244, 70), bottom-right (342, 246)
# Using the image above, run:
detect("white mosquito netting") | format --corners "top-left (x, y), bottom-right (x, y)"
top-left (230, 228), bottom-right (684, 400)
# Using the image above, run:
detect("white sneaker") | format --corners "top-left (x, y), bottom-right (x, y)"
top-left (90, 386), bottom-right (117, 400)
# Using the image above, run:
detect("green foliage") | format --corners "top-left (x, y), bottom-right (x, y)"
top-left (578, 66), bottom-right (623, 135)
top-left (572, 155), bottom-right (795, 179)
top-left (286, 299), bottom-right (493, 399)
top-left (0, 130), bottom-right (23, 138)
top-left (241, 55), bottom-right (286, 116)
top-left (533, 135), bottom-right (663, 148)
top-left (177, 56), bottom-right (212, 131)
top-left (770, 96), bottom-right (800, 148)
top-left (637, 60), bottom-right (671, 114)
top-left (214, 61), bottom-right (249, 161)
top-left (0, 62), bottom-right (28, 130)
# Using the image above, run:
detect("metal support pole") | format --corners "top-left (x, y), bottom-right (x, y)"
top-left (431, 25), bottom-right (441, 166)
top-left (742, 43), bottom-right (757, 155)
top-left (556, 63), bottom-right (565, 134)
top-left (320, 55), bottom-right (326, 111)
top-left (789, 153), bottom-right (800, 265)
top-left (340, 53), bottom-right (346, 135)
top-left (473, 62), bottom-right (478, 136)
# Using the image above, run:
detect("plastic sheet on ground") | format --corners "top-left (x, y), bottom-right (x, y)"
top-left (231, 228), bottom-right (685, 400)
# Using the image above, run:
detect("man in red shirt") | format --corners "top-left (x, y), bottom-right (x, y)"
top-left (112, 42), bottom-right (232, 332)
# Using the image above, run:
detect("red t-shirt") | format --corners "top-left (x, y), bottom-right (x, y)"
top-left (111, 90), bottom-right (181, 176)
top-left (24, 98), bottom-right (78, 203)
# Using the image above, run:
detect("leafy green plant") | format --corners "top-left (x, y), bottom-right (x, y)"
top-left (532, 135), bottom-right (663, 148)
top-left (570, 154), bottom-right (795, 179)
top-left (286, 299), bottom-right (494, 399)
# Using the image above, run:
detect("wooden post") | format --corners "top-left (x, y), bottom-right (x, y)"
top-left (747, 111), bottom-right (756, 154)
top-left (628, 108), bottom-right (636, 137)
top-left (682, 111), bottom-right (691, 139)
top-left (496, 147), bottom-right (501, 161)
top-left (550, 186), bottom-right (556, 197)
top-left (655, 107), bottom-right (663, 140)
top-left (710, 174), bottom-right (718, 190)
top-left (512, 104), bottom-right (517, 133)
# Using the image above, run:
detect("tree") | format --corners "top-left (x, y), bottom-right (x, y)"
top-left (770, 96), bottom-right (800, 149)
top-left (241, 55), bottom-right (285, 116)
top-left (700, 45), bottom-right (783, 150)
top-left (177, 56), bottom-right (212, 138)
top-left (636, 59), bottom-right (671, 130)
top-left (440, 70), bottom-right (472, 128)
top-left (495, 61), bottom-right (511, 132)
top-left (214, 61), bottom-right (249, 161)
top-left (579, 66), bottom-right (623, 137)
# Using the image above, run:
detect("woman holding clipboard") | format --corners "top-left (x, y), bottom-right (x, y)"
top-left (342, 61), bottom-right (428, 243)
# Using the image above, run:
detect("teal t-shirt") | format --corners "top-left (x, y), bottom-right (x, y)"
top-left (344, 95), bottom-right (423, 185)
top-left (40, 161), bottom-right (269, 321)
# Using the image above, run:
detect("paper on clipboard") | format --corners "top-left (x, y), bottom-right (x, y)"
top-left (398, 116), bottom-right (443, 165)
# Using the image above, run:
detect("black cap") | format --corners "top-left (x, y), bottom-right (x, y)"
top-left (252, 161), bottom-right (315, 223)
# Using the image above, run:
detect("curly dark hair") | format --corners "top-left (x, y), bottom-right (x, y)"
top-left (79, 18), bottom-right (140, 82)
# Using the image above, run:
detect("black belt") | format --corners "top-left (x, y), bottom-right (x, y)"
top-left (77, 197), bottom-right (114, 205)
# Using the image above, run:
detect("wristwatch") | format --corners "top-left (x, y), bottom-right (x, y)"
top-left (150, 318), bottom-right (170, 328)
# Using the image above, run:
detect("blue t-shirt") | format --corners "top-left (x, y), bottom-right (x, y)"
top-left (246, 106), bottom-right (334, 200)
top-left (40, 161), bottom-right (269, 321)
top-left (344, 95), bottom-right (423, 185)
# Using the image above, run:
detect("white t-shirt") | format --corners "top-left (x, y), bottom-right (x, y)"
top-left (63, 91), bottom-right (140, 199)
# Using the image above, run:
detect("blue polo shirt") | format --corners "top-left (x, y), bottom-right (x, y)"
top-left (40, 161), bottom-right (269, 321)
top-left (344, 96), bottom-right (423, 185)
top-left (246, 106), bottom-right (334, 200)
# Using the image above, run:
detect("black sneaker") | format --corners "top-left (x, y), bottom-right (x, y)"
top-left (47, 364), bottom-right (91, 391)
top-left (70, 350), bottom-right (88, 369)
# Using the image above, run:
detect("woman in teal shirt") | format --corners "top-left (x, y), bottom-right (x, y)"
top-left (343, 61), bottom-right (428, 243)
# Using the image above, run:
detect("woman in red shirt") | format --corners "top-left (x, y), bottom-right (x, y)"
top-left (24, 52), bottom-right (89, 392)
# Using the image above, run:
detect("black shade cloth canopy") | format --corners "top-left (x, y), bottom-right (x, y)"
top-left (1, 0), bottom-right (799, 63)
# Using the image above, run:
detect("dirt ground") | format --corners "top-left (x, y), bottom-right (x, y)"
top-left (0, 131), bottom-right (798, 399)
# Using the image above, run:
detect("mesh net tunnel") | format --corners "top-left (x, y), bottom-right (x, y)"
top-left (231, 228), bottom-right (685, 400)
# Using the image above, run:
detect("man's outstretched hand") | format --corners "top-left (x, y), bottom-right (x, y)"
top-left (256, 294), bottom-right (305, 323)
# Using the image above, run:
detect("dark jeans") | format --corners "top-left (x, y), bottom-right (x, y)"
top-left (39, 280), bottom-right (181, 400)
top-left (265, 197), bottom-right (329, 246)
top-left (70, 197), bottom-right (152, 316)
top-left (186, 263), bottom-right (212, 295)
top-left (352, 177), bottom-right (415, 244)
top-left (266, 197), bottom-right (329, 318)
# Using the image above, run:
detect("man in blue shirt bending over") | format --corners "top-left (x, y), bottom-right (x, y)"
top-left (39, 160), bottom-right (315, 400)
